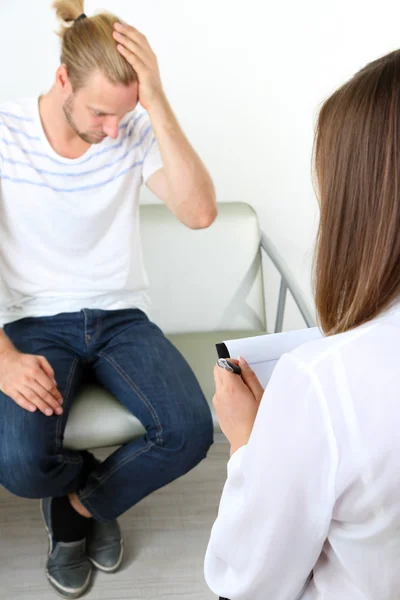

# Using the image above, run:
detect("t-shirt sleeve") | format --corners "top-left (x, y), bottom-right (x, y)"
top-left (204, 353), bottom-right (339, 600)
top-left (134, 110), bottom-right (163, 184)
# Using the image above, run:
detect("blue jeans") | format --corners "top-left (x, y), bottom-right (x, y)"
top-left (0, 309), bottom-right (214, 521)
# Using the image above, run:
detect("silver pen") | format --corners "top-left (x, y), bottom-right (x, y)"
top-left (217, 358), bottom-right (241, 375)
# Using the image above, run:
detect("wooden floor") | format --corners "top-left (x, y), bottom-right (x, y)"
top-left (0, 437), bottom-right (229, 600)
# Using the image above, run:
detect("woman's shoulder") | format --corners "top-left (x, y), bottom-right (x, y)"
top-left (289, 303), bottom-right (400, 378)
top-left (289, 319), bottom-right (380, 370)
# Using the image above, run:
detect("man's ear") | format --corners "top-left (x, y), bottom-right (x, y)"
top-left (55, 65), bottom-right (73, 97)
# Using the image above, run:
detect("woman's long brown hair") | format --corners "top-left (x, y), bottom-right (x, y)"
top-left (314, 50), bottom-right (400, 335)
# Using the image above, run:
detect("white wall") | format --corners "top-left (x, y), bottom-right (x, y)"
top-left (1, 0), bottom-right (400, 330)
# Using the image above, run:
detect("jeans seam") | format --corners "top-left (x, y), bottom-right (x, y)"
top-left (55, 357), bottom-right (80, 454)
top-left (83, 309), bottom-right (90, 345)
top-left (78, 440), bottom-right (155, 502)
top-left (97, 351), bottom-right (164, 444)
top-left (96, 312), bottom-right (102, 340)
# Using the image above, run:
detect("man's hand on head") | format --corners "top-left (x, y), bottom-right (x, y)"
top-left (113, 22), bottom-right (164, 111)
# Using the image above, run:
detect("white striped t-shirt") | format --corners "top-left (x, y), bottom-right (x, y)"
top-left (0, 97), bottom-right (163, 326)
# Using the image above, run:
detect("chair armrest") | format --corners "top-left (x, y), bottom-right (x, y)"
top-left (260, 231), bottom-right (316, 331)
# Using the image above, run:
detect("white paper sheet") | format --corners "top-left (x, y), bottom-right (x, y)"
top-left (219, 327), bottom-right (323, 388)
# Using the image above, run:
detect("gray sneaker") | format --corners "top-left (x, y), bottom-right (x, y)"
top-left (41, 498), bottom-right (93, 599)
top-left (86, 519), bottom-right (124, 573)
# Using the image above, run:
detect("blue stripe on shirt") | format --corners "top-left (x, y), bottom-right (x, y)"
top-left (143, 137), bottom-right (157, 161)
top-left (2, 125), bottom-right (152, 178)
top-left (0, 111), bottom-right (35, 123)
top-left (7, 126), bottom-right (41, 141)
top-left (1, 158), bottom-right (145, 193)
top-left (0, 111), bottom-right (146, 166)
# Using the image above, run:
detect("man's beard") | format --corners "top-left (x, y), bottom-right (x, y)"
top-left (63, 95), bottom-right (105, 145)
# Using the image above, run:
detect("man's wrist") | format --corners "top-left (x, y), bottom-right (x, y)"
top-left (146, 90), bottom-right (176, 128)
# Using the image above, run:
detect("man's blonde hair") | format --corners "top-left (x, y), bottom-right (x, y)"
top-left (53, 0), bottom-right (138, 90)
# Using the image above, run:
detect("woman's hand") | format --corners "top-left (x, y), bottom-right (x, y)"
top-left (213, 357), bottom-right (264, 456)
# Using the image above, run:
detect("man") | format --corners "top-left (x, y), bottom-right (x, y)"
top-left (0, 3), bottom-right (216, 598)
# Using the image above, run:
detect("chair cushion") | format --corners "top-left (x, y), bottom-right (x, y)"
top-left (64, 329), bottom-right (265, 451)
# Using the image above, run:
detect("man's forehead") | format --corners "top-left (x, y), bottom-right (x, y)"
top-left (79, 72), bottom-right (139, 112)
top-left (87, 101), bottom-right (138, 116)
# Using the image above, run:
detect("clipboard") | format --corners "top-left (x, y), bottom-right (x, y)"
top-left (216, 327), bottom-right (323, 388)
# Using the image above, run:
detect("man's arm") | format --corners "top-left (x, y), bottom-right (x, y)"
top-left (113, 22), bottom-right (217, 230)
top-left (0, 121), bottom-right (63, 416)
top-left (145, 94), bottom-right (217, 230)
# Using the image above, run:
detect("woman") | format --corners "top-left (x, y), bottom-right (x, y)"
top-left (204, 49), bottom-right (400, 600)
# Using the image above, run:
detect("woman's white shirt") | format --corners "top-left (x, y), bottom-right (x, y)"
top-left (204, 304), bottom-right (400, 600)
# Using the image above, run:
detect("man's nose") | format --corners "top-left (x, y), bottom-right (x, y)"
top-left (103, 117), bottom-right (120, 139)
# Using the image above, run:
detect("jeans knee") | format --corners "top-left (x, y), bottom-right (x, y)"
top-left (193, 411), bottom-right (214, 456)
top-left (188, 403), bottom-right (214, 451)
top-left (0, 450), bottom-right (64, 499)
top-left (183, 423), bottom-right (214, 472)
top-left (158, 411), bottom-right (214, 469)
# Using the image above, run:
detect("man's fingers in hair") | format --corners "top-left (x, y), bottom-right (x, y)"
top-left (116, 44), bottom-right (146, 70)
top-left (113, 32), bottom-right (150, 66)
top-left (114, 22), bottom-right (148, 47)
